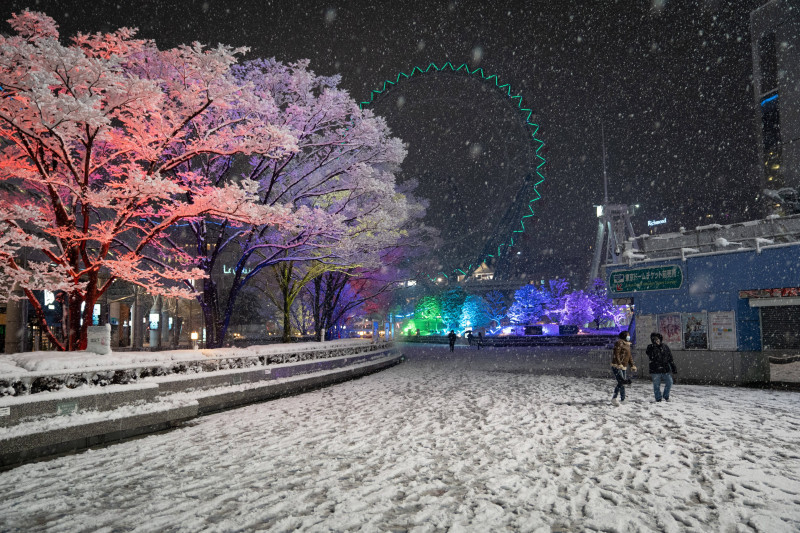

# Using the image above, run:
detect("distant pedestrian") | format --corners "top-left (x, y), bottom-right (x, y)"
top-left (447, 330), bottom-right (457, 352)
top-left (416, 328), bottom-right (420, 336)
top-left (611, 330), bottom-right (636, 404)
top-left (477, 331), bottom-right (483, 350)
top-left (646, 332), bottom-right (677, 402)
top-left (467, 331), bottom-right (474, 347)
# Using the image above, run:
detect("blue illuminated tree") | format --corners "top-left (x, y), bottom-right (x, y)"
top-left (544, 278), bottom-right (570, 322)
top-left (507, 285), bottom-right (551, 325)
top-left (484, 290), bottom-right (508, 327)
top-left (461, 295), bottom-right (490, 330)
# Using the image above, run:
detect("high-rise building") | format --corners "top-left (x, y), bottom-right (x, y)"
top-left (751, 0), bottom-right (800, 208)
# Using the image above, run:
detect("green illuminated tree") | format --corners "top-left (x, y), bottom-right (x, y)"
top-left (415, 295), bottom-right (441, 320)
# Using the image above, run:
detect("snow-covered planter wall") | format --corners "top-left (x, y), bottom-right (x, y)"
top-left (0, 340), bottom-right (390, 398)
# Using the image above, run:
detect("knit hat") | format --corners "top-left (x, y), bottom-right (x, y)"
top-left (618, 330), bottom-right (629, 339)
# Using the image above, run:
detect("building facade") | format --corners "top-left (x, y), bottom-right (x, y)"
top-left (606, 215), bottom-right (800, 352)
top-left (751, 0), bottom-right (800, 203)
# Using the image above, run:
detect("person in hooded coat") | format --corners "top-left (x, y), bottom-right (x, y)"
top-left (646, 332), bottom-right (677, 402)
top-left (611, 330), bottom-right (636, 404)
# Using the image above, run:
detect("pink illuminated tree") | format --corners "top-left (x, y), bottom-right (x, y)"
top-left (0, 11), bottom-right (297, 350)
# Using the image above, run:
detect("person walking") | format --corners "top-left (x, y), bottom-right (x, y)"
top-left (646, 332), bottom-right (677, 402)
top-left (611, 330), bottom-right (636, 404)
top-left (447, 330), bottom-right (457, 352)
top-left (477, 331), bottom-right (483, 350)
top-left (467, 331), bottom-right (474, 347)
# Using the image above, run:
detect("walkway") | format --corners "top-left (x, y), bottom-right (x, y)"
top-left (1, 346), bottom-right (798, 532)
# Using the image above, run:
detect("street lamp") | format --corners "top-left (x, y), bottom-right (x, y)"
top-left (190, 331), bottom-right (198, 350)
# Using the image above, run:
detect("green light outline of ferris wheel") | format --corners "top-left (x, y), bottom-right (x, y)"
top-left (359, 61), bottom-right (546, 282)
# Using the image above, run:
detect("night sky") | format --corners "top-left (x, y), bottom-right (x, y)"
top-left (4, 0), bottom-right (767, 285)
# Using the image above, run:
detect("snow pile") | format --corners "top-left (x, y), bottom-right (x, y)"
top-left (621, 249), bottom-right (646, 260)
top-left (714, 237), bottom-right (742, 247)
top-left (695, 223), bottom-right (723, 231)
top-left (0, 346), bottom-right (797, 532)
top-left (2, 349), bottom-right (204, 373)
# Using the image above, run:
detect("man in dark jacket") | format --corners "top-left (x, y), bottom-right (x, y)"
top-left (447, 330), bottom-right (457, 352)
top-left (646, 332), bottom-right (677, 402)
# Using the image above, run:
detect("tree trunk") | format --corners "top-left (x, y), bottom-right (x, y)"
top-left (312, 276), bottom-right (323, 341)
top-left (201, 277), bottom-right (225, 348)
top-left (281, 282), bottom-right (292, 343)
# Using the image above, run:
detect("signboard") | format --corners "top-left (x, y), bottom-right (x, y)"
top-left (739, 287), bottom-right (800, 299)
top-left (609, 265), bottom-right (683, 294)
top-left (524, 325), bottom-right (543, 335)
top-left (634, 314), bottom-right (656, 349)
top-left (57, 401), bottom-right (79, 416)
top-left (709, 311), bottom-right (737, 351)
top-left (87, 324), bottom-right (112, 355)
top-left (657, 314), bottom-right (683, 349)
top-left (647, 218), bottom-right (667, 227)
top-left (682, 312), bottom-right (708, 350)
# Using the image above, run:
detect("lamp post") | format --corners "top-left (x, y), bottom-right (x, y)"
top-left (191, 331), bottom-right (198, 350)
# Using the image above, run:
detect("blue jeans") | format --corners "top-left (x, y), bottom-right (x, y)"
top-left (612, 368), bottom-right (627, 401)
top-left (652, 373), bottom-right (673, 401)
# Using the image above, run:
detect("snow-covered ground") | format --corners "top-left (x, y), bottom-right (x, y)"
top-left (1, 345), bottom-right (799, 532)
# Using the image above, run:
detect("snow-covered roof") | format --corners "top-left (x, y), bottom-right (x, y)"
top-left (606, 214), bottom-right (800, 265)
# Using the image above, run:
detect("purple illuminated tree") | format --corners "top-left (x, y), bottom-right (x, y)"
top-left (170, 58), bottom-right (421, 345)
top-left (561, 290), bottom-right (594, 326)
top-left (587, 278), bottom-right (620, 329)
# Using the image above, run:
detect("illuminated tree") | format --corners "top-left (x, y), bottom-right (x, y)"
top-left (484, 290), bottom-right (508, 327)
top-left (460, 294), bottom-right (490, 330)
top-left (185, 58), bottom-right (420, 345)
top-left (415, 295), bottom-right (441, 320)
top-left (561, 290), bottom-right (594, 326)
top-left (440, 287), bottom-right (467, 331)
top-left (587, 278), bottom-right (621, 329)
top-left (508, 285), bottom-right (550, 325)
top-left (0, 11), bottom-right (296, 350)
